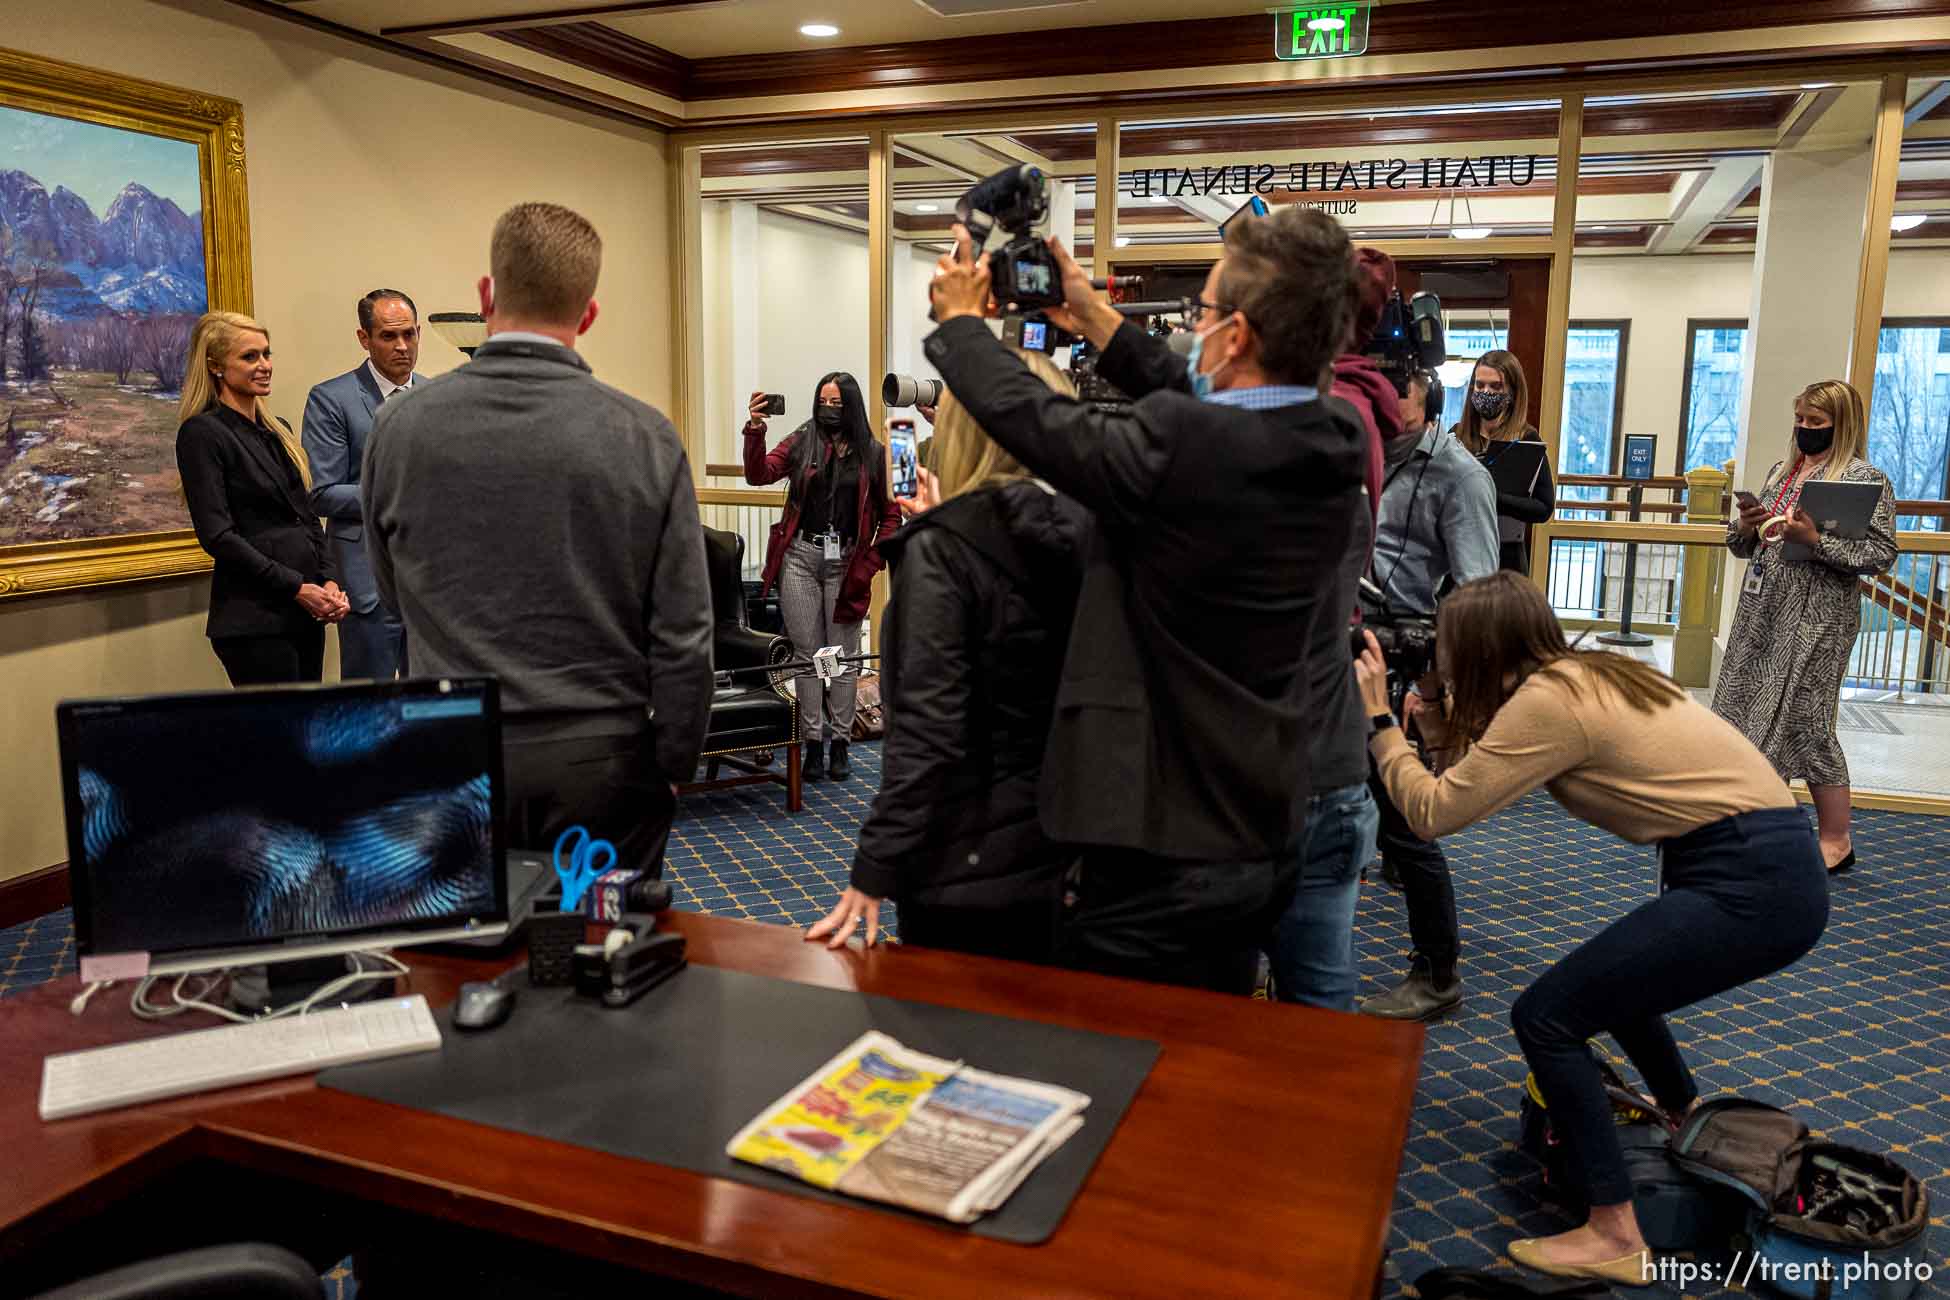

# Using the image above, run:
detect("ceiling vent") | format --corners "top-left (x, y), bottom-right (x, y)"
top-left (912, 0), bottom-right (1092, 18)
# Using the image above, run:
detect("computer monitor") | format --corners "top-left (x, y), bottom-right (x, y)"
top-left (59, 678), bottom-right (509, 977)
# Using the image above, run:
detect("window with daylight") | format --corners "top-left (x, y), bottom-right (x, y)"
top-left (1559, 323), bottom-right (1628, 518)
top-left (1678, 322), bottom-right (1748, 475)
top-left (1869, 322), bottom-right (1950, 530)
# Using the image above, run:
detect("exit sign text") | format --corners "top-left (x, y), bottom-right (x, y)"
top-left (1275, 5), bottom-right (1371, 60)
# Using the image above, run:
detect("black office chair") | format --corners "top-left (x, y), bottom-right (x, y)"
top-left (681, 526), bottom-right (803, 813)
top-left (28, 1244), bottom-right (323, 1299)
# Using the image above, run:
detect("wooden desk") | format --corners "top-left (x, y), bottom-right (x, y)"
top-left (0, 913), bottom-right (1422, 1299)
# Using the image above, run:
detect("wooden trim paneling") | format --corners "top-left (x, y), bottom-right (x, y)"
top-left (492, 21), bottom-right (689, 99)
top-left (0, 864), bottom-right (68, 930)
top-left (675, 2), bottom-right (1950, 103)
top-left (1537, 96), bottom-right (1584, 482)
top-left (1852, 73), bottom-right (1907, 397)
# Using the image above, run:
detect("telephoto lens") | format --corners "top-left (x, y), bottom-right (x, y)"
top-left (882, 373), bottom-right (944, 408)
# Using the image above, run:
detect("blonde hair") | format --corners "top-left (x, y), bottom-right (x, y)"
top-left (1790, 380), bottom-right (1867, 483)
top-left (491, 202), bottom-right (602, 325)
top-left (179, 311), bottom-right (310, 490)
top-left (1455, 348), bottom-right (1531, 455)
top-left (931, 350), bottom-right (1076, 500)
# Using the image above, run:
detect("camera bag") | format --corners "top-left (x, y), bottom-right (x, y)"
top-left (1517, 1048), bottom-right (1744, 1252)
top-left (1670, 1099), bottom-right (1932, 1300)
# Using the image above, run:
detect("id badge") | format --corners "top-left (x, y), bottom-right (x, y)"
top-left (1742, 563), bottom-right (1764, 597)
top-left (822, 533), bottom-right (841, 563)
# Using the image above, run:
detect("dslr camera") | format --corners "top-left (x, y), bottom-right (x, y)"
top-left (1352, 577), bottom-right (1438, 688)
top-left (957, 164), bottom-right (1064, 311)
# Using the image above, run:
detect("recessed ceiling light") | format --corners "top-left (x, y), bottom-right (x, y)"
top-left (1799, 82), bottom-right (1837, 90)
top-left (799, 22), bottom-right (840, 38)
top-left (1588, 225), bottom-right (1613, 231)
top-left (914, 203), bottom-right (938, 213)
top-left (1451, 226), bottom-right (1493, 240)
top-left (1892, 213), bottom-right (1928, 231)
top-left (1115, 236), bottom-right (1131, 248)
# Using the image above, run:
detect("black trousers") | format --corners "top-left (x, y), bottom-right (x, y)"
top-left (1511, 808), bottom-right (1827, 1206)
top-left (1057, 849), bottom-right (1301, 995)
top-left (503, 726), bottom-right (677, 880)
top-left (1369, 753), bottom-right (1458, 978)
top-left (897, 893), bottom-right (1063, 966)
top-left (211, 626), bottom-right (325, 686)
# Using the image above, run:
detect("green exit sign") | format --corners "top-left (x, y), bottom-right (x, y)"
top-left (1275, 5), bottom-right (1371, 60)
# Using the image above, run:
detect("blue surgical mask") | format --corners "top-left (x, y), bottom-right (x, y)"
top-left (1185, 315), bottom-right (1233, 401)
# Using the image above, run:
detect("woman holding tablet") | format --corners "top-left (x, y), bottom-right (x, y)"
top-left (1716, 380), bottom-right (1896, 872)
top-left (1356, 572), bottom-right (1829, 1283)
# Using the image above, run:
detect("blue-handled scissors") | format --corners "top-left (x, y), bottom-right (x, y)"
top-left (552, 825), bottom-right (616, 913)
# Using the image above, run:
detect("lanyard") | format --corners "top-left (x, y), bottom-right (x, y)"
top-left (1768, 460), bottom-right (1815, 519)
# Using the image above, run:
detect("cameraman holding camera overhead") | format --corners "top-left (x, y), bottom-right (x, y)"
top-left (1357, 366), bottom-right (1500, 1021)
top-left (914, 200), bottom-right (1366, 995)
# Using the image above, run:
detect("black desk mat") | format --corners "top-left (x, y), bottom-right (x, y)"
top-left (318, 964), bottom-right (1159, 1244)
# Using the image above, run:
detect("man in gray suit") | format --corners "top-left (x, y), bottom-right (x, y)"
top-left (362, 203), bottom-right (713, 878)
top-left (302, 288), bottom-right (425, 680)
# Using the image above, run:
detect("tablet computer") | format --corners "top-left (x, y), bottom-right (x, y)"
top-left (1784, 479), bottom-right (1881, 565)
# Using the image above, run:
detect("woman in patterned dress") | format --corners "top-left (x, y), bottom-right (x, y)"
top-left (1715, 380), bottom-right (1896, 873)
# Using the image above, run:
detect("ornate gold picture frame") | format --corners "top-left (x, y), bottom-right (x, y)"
top-left (0, 45), bottom-right (251, 600)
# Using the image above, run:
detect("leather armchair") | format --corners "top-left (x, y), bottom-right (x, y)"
top-left (682, 526), bottom-right (803, 812)
top-left (27, 1243), bottom-right (323, 1299)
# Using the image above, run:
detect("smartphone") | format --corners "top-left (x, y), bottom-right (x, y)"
top-left (762, 393), bottom-right (787, 416)
top-left (1734, 490), bottom-right (1761, 510)
top-left (887, 417), bottom-right (919, 499)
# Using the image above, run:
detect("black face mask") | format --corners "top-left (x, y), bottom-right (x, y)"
top-left (814, 406), bottom-right (842, 432)
top-left (1794, 423), bottom-right (1834, 457)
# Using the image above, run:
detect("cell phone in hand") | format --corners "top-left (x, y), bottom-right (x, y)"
top-left (887, 417), bottom-right (919, 499)
top-left (1734, 490), bottom-right (1761, 510)
top-left (762, 393), bottom-right (787, 416)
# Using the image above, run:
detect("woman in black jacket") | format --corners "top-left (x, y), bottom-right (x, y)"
top-left (1452, 348), bottom-right (1554, 574)
top-left (806, 352), bottom-right (1086, 961)
top-left (175, 311), bottom-right (346, 685)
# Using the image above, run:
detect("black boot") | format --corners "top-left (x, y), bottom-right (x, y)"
top-left (1359, 954), bottom-right (1462, 1021)
top-left (803, 740), bottom-right (827, 781)
top-left (828, 739), bottom-right (851, 780)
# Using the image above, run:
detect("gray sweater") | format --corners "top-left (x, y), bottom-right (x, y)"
top-left (1372, 423), bottom-right (1501, 617)
top-left (362, 338), bottom-right (713, 780)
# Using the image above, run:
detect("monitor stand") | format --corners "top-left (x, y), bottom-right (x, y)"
top-left (227, 955), bottom-right (397, 1014)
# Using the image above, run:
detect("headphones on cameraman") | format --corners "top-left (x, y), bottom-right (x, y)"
top-left (1414, 368), bottom-right (1444, 429)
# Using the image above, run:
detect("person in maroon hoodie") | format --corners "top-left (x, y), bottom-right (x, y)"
top-left (744, 372), bottom-right (902, 781)
top-left (1330, 246), bottom-right (1401, 522)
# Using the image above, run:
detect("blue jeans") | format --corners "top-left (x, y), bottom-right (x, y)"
top-left (1269, 781), bottom-right (1379, 1011)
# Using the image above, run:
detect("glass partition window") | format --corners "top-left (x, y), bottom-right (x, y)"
top-left (1112, 98), bottom-right (1561, 252)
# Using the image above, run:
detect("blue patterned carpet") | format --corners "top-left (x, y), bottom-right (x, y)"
top-left (6, 740), bottom-right (1946, 1297)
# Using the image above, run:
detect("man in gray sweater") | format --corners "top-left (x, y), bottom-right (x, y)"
top-left (363, 202), bottom-right (712, 878)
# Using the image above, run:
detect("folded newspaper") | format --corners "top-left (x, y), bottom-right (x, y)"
top-left (726, 1031), bottom-right (1090, 1223)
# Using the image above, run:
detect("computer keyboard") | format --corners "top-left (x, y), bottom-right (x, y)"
top-left (40, 995), bottom-right (443, 1121)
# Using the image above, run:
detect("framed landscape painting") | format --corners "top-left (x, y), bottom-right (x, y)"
top-left (0, 45), bottom-right (251, 600)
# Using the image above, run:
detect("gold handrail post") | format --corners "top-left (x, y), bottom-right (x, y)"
top-left (1672, 464), bottom-right (1731, 687)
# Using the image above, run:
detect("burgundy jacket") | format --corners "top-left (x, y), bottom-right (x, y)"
top-left (744, 424), bottom-right (902, 623)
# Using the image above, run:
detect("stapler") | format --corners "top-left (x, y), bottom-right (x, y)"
top-left (572, 911), bottom-right (687, 1008)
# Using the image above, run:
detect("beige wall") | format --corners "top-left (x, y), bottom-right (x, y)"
top-left (1, 0), bottom-right (672, 883)
top-left (1568, 248), bottom-right (1950, 477)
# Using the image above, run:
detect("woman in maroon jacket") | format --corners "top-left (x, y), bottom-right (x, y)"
top-left (744, 372), bottom-right (901, 780)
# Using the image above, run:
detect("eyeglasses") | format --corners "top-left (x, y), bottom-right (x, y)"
top-left (1186, 297), bottom-right (1235, 327)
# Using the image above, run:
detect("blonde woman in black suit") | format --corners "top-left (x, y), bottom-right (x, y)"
top-left (175, 311), bottom-right (347, 685)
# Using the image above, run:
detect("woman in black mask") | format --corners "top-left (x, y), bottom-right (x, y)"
top-left (1452, 348), bottom-right (1554, 574)
top-left (744, 373), bottom-right (900, 781)
top-left (1716, 380), bottom-right (1895, 873)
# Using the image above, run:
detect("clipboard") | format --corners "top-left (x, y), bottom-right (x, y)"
top-left (1783, 479), bottom-right (1880, 565)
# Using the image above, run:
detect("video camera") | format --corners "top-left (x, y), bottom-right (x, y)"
top-left (957, 164), bottom-right (1064, 311)
top-left (1364, 289), bottom-right (1446, 398)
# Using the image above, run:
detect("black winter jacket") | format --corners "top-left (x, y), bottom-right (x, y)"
top-left (850, 480), bottom-right (1087, 908)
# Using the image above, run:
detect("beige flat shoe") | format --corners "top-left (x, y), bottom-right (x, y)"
top-left (1507, 1237), bottom-right (1651, 1285)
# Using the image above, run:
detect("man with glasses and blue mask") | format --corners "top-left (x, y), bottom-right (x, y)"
top-left (915, 207), bottom-right (1366, 995)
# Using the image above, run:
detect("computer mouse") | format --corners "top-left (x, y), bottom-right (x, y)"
top-left (453, 980), bottom-right (516, 1031)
